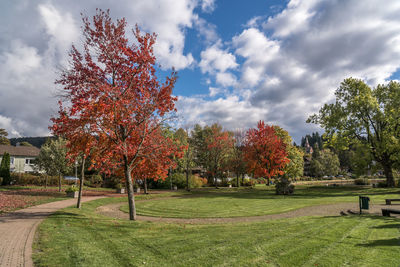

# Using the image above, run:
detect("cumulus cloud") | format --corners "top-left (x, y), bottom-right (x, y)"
top-left (0, 0), bottom-right (209, 137)
top-left (199, 43), bottom-right (238, 88)
top-left (178, 0), bottom-right (400, 141)
top-left (177, 95), bottom-right (268, 129)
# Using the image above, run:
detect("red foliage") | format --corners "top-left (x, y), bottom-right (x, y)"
top-left (50, 10), bottom-right (182, 219)
top-left (205, 125), bottom-right (234, 179)
top-left (244, 121), bottom-right (289, 178)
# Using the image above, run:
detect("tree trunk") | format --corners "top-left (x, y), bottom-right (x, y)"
top-left (186, 169), bottom-right (190, 191)
top-left (45, 175), bottom-right (48, 188)
top-left (236, 173), bottom-right (239, 188)
top-left (124, 157), bottom-right (136, 220)
top-left (266, 177), bottom-right (270, 186)
top-left (77, 157), bottom-right (85, 209)
top-left (382, 162), bottom-right (395, 187)
top-left (58, 173), bottom-right (62, 192)
top-left (144, 177), bottom-right (148, 194)
top-left (241, 173), bottom-right (244, 186)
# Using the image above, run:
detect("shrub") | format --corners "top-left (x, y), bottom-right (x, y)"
top-left (11, 173), bottom-right (63, 186)
top-left (242, 178), bottom-right (255, 187)
top-left (377, 181), bottom-right (387, 188)
top-left (150, 173), bottom-right (208, 189)
top-left (84, 174), bottom-right (103, 187)
top-left (65, 185), bottom-right (78, 193)
top-left (354, 178), bottom-right (369, 185)
top-left (275, 177), bottom-right (295, 195)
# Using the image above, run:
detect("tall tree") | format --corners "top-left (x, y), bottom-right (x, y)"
top-left (36, 138), bottom-right (70, 191)
top-left (274, 126), bottom-right (304, 179)
top-left (0, 128), bottom-right (10, 145)
top-left (244, 121), bottom-right (289, 182)
top-left (308, 78), bottom-right (400, 186)
top-left (204, 124), bottom-right (234, 186)
top-left (228, 129), bottom-right (247, 187)
top-left (173, 127), bottom-right (195, 191)
top-left (0, 152), bottom-right (11, 185)
top-left (52, 10), bottom-right (179, 220)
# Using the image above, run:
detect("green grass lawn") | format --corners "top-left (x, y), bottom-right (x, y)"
top-left (119, 186), bottom-right (400, 218)
top-left (33, 195), bottom-right (400, 267)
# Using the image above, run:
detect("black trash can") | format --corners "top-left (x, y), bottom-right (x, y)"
top-left (359, 196), bottom-right (370, 214)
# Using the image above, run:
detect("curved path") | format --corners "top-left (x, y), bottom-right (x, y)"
top-left (97, 202), bottom-right (391, 224)
top-left (0, 196), bottom-right (104, 267)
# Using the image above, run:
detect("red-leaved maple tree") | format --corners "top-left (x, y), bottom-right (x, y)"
top-left (244, 121), bottom-right (289, 181)
top-left (51, 10), bottom-right (181, 220)
top-left (205, 124), bottom-right (234, 186)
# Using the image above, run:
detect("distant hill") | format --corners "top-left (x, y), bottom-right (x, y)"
top-left (9, 136), bottom-right (56, 149)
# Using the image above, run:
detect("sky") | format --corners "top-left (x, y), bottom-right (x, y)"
top-left (1, 0), bottom-right (400, 143)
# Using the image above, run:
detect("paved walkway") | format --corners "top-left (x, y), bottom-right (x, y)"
top-left (0, 196), bottom-right (104, 267)
top-left (97, 202), bottom-right (393, 224)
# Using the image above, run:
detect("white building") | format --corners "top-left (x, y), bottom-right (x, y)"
top-left (0, 145), bottom-right (40, 173)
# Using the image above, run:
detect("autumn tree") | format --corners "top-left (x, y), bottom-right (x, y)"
top-left (0, 129), bottom-right (10, 145)
top-left (52, 10), bottom-right (179, 220)
top-left (204, 124), bottom-right (234, 186)
top-left (244, 121), bottom-right (289, 186)
top-left (308, 78), bottom-right (400, 186)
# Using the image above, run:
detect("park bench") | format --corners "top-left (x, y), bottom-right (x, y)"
top-left (385, 199), bottom-right (400, 205)
top-left (382, 208), bottom-right (400, 217)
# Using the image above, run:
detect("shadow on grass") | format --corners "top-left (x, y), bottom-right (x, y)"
top-left (149, 186), bottom-right (400, 202)
top-left (358, 238), bottom-right (400, 247)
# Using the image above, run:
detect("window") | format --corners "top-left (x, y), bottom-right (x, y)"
top-left (25, 158), bottom-right (36, 165)
top-left (10, 157), bottom-right (14, 165)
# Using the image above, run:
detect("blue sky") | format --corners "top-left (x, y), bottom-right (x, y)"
top-left (1, 0), bottom-right (400, 143)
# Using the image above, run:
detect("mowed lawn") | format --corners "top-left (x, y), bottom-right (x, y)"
top-left (120, 186), bottom-right (400, 218)
top-left (33, 186), bottom-right (400, 266)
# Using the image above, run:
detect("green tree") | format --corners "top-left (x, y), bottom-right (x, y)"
top-left (19, 141), bottom-right (33, 146)
top-left (0, 152), bottom-right (11, 185)
top-left (36, 138), bottom-right (70, 192)
top-left (274, 126), bottom-right (304, 179)
top-left (310, 149), bottom-right (340, 177)
top-left (350, 142), bottom-right (376, 177)
top-left (308, 78), bottom-right (400, 186)
top-left (0, 128), bottom-right (10, 145)
top-left (174, 128), bottom-right (195, 191)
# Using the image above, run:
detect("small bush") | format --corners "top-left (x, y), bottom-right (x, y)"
top-left (354, 178), bottom-right (369, 185)
top-left (376, 181), bottom-right (387, 188)
top-left (65, 185), bottom-right (78, 193)
top-left (242, 179), bottom-right (255, 187)
top-left (275, 178), bottom-right (295, 195)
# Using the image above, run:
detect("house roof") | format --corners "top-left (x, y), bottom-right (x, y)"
top-left (0, 145), bottom-right (40, 157)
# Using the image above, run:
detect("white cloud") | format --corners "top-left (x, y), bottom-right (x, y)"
top-left (0, 0), bottom-right (210, 137)
top-left (200, 0), bottom-right (216, 13)
top-left (199, 43), bottom-right (238, 74)
top-left (38, 3), bottom-right (79, 58)
top-left (180, 0), bottom-right (400, 141)
top-left (199, 43), bottom-right (238, 88)
top-left (177, 95), bottom-right (268, 129)
top-left (216, 72), bottom-right (237, 87)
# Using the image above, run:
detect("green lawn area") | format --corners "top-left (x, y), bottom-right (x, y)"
top-left (33, 186), bottom-right (400, 266)
top-left (119, 186), bottom-right (400, 218)
top-left (33, 193), bottom-right (400, 267)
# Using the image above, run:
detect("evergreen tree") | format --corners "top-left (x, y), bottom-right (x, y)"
top-left (0, 152), bottom-right (11, 185)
